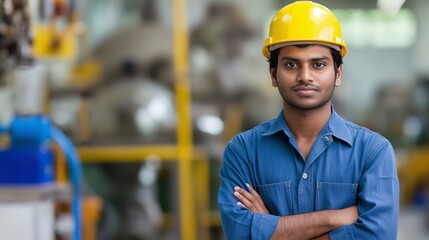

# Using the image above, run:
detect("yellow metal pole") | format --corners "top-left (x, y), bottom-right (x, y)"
top-left (78, 145), bottom-right (179, 162)
top-left (172, 0), bottom-right (195, 239)
top-left (194, 155), bottom-right (210, 239)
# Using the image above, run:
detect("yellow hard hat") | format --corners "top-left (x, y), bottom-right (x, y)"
top-left (262, 1), bottom-right (347, 59)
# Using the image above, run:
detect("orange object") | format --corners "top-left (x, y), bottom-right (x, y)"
top-left (82, 195), bottom-right (102, 240)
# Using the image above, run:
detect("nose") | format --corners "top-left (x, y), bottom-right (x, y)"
top-left (297, 65), bottom-right (313, 83)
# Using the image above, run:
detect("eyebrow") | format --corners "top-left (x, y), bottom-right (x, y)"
top-left (280, 56), bottom-right (330, 62)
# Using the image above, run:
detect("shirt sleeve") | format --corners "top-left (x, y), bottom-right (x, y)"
top-left (330, 140), bottom-right (399, 240)
top-left (218, 140), bottom-right (280, 240)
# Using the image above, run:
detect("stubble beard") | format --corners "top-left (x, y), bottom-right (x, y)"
top-left (279, 84), bottom-right (336, 112)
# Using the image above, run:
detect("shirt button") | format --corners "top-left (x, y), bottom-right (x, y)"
top-left (302, 173), bottom-right (308, 179)
top-left (324, 136), bottom-right (330, 142)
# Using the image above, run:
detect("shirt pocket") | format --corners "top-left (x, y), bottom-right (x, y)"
top-left (316, 182), bottom-right (358, 211)
top-left (256, 181), bottom-right (293, 216)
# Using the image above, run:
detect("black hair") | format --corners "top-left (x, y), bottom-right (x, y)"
top-left (268, 44), bottom-right (343, 77)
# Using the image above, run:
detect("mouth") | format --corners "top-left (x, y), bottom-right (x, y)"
top-left (293, 85), bottom-right (319, 97)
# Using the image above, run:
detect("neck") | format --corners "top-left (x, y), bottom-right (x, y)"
top-left (283, 103), bottom-right (332, 141)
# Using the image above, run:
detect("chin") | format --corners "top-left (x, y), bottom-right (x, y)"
top-left (285, 100), bottom-right (331, 111)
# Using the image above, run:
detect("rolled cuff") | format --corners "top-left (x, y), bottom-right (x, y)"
top-left (251, 213), bottom-right (280, 240)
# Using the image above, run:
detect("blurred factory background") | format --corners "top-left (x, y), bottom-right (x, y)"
top-left (0, 0), bottom-right (429, 239)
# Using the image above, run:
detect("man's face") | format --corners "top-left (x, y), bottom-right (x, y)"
top-left (270, 45), bottom-right (342, 111)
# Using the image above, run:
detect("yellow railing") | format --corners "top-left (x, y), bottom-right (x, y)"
top-left (77, 145), bottom-right (210, 240)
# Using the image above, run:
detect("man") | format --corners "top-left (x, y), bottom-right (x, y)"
top-left (217, 1), bottom-right (399, 239)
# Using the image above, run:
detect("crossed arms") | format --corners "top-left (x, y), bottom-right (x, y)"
top-left (234, 184), bottom-right (358, 240)
top-left (219, 139), bottom-right (399, 240)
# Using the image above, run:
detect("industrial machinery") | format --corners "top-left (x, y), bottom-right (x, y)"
top-left (0, 0), bottom-right (102, 239)
top-left (0, 65), bottom-right (84, 240)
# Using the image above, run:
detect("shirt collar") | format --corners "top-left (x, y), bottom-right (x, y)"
top-left (262, 106), bottom-right (353, 147)
top-left (262, 110), bottom-right (289, 137)
top-left (327, 108), bottom-right (353, 147)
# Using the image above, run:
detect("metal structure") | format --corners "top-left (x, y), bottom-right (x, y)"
top-left (76, 0), bottom-right (209, 239)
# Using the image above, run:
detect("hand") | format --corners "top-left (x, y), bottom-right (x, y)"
top-left (234, 183), bottom-right (270, 214)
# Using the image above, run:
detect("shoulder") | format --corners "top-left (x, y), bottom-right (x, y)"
top-left (344, 119), bottom-right (387, 141)
top-left (341, 119), bottom-right (398, 177)
top-left (228, 118), bottom-right (276, 148)
top-left (342, 119), bottom-right (393, 155)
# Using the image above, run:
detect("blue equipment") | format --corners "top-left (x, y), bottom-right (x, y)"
top-left (0, 115), bottom-right (83, 240)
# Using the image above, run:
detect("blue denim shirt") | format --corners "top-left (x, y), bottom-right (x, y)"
top-left (218, 109), bottom-right (399, 240)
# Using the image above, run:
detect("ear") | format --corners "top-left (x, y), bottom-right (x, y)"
top-left (335, 64), bottom-right (342, 87)
top-left (270, 67), bottom-right (278, 87)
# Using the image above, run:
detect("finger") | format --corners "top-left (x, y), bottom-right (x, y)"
top-left (246, 183), bottom-right (263, 201)
top-left (236, 186), bottom-right (257, 202)
top-left (235, 186), bottom-right (267, 214)
top-left (234, 191), bottom-right (255, 212)
top-left (234, 186), bottom-right (255, 205)
top-left (246, 183), bottom-right (269, 213)
top-left (234, 187), bottom-right (257, 212)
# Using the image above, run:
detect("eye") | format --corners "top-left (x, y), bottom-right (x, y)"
top-left (284, 62), bottom-right (299, 69)
top-left (312, 62), bottom-right (326, 69)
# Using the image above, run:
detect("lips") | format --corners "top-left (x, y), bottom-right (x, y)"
top-left (293, 85), bottom-right (319, 97)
